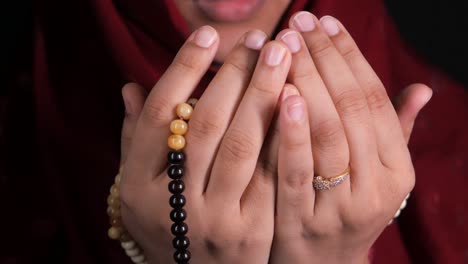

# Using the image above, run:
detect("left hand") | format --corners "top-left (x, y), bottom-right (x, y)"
top-left (269, 12), bottom-right (432, 264)
top-left (118, 13), bottom-right (432, 263)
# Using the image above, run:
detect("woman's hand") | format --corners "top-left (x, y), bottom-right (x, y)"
top-left (270, 12), bottom-right (432, 264)
top-left (118, 26), bottom-right (293, 263)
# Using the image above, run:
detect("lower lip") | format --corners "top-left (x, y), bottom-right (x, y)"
top-left (194, 0), bottom-right (265, 22)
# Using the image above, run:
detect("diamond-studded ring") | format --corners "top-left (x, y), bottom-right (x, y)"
top-left (313, 166), bottom-right (350, 191)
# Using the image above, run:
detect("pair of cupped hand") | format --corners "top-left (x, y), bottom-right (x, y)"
top-left (118, 11), bottom-right (432, 264)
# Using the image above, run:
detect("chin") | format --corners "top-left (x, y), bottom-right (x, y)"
top-left (194, 0), bottom-right (266, 23)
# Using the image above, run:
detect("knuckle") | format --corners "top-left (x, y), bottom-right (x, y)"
top-left (284, 131), bottom-right (308, 152)
top-left (302, 220), bottom-right (342, 239)
top-left (204, 230), bottom-right (258, 255)
top-left (172, 50), bottom-right (206, 75)
top-left (307, 36), bottom-right (335, 58)
top-left (290, 62), bottom-right (317, 84)
top-left (205, 223), bottom-right (240, 248)
top-left (141, 98), bottom-right (172, 127)
top-left (292, 70), bottom-right (314, 84)
top-left (334, 89), bottom-right (368, 119)
top-left (249, 79), bottom-right (278, 97)
top-left (224, 54), bottom-right (255, 76)
top-left (187, 110), bottom-right (225, 142)
top-left (220, 128), bottom-right (257, 162)
top-left (339, 43), bottom-right (361, 62)
top-left (365, 86), bottom-right (390, 112)
top-left (283, 168), bottom-right (311, 190)
top-left (202, 237), bottom-right (226, 255)
top-left (311, 119), bottom-right (346, 150)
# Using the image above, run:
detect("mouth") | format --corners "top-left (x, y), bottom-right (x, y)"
top-left (194, 0), bottom-right (266, 22)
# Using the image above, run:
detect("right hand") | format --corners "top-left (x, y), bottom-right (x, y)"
top-left (118, 26), bottom-right (292, 263)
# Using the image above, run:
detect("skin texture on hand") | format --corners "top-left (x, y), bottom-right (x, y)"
top-left (119, 25), bottom-right (292, 263)
top-left (119, 13), bottom-right (431, 264)
top-left (269, 12), bottom-right (431, 264)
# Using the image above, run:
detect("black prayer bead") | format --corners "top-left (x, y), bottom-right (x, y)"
top-left (167, 148), bottom-right (190, 259)
top-left (168, 151), bottom-right (185, 164)
top-left (174, 249), bottom-right (191, 262)
top-left (171, 222), bottom-right (188, 236)
top-left (167, 165), bottom-right (184, 180)
top-left (168, 180), bottom-right (185, 194)
top-left (170, 208), bottom-right (187, 222)
top-left (169, 194), bottom-right (186, 208)
top-left (172, 236), bottom-right (190, 250)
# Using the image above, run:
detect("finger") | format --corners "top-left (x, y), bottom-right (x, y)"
top-left (291, 12), bottom-right (377, 191)
top-left (207, 41), bottom-right (291, 204)
top-left (394, 83), bottom-right (433, 143)
top-left (276, 28), bottom-right (350, 185)
top-left (125, 26), bottom-right (219, 184)
top-left (323, 16), bottom-right (418, 166)
top-left (276, 91), bottom-right (316, 222)
top-left (121, 83), bottom-right (147, 166)
top-left (241, 84), bottom-right (299, 215)
top-left (183, 30), bottom-right (267, 193)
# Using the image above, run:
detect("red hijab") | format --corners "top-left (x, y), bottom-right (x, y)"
top-left (2, 0), bottom-right (467, 263)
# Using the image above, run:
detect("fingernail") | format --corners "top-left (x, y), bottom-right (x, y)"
top-left (281, 85), bottom-right (299, 102)
top-left (280, 31), bottom-right (301, 53)
top-left (292, 11), bottom-right (316, 32)
top-left (320, 16), bottom-right (340, 36)
top-left (264, 43), bottom-right (286, 66)
top-left (193, 26), bottom-right (217, 48)
top-left (244, 30), bottom-right (267, 50)
top-left (287, 100), bottom-right (305, 121)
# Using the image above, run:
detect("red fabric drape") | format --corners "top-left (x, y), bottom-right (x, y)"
top-left (1, 0), bottom-right (467, 263)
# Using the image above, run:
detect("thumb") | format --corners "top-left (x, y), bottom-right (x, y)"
top-left (393, 83), bottom-right (433, 144)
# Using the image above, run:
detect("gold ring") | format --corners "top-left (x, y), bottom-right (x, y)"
top-left (313, 166), bottom-right (350, 191)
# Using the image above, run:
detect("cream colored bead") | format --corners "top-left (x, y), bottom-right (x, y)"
top-left (176, 103), bottom-right (193, 120)
top-left (121, 241), bottom-right (136, 250)
top-left (168, 134), bottom-right (186, 150)
top-left (187, 98), bottom-right (198, 108)
top-left (107, 196), bottom-right (120, 208)
top-left (110, 184), bottom-right (120, 197)
top-left (126, 248), bottom-right (140, 257)
top-left (107, 195), bottom-right (113, 205)
top-left (115, 174), bottom-right (122, 185)
top-left (108, 227), bottom-right (122, 240)
top-left (170, 119), bottom-right (189, 135)
top-left (131, 255), bottom-right (146, 263)
top-left (107, 207), bottom-right (121, 218)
